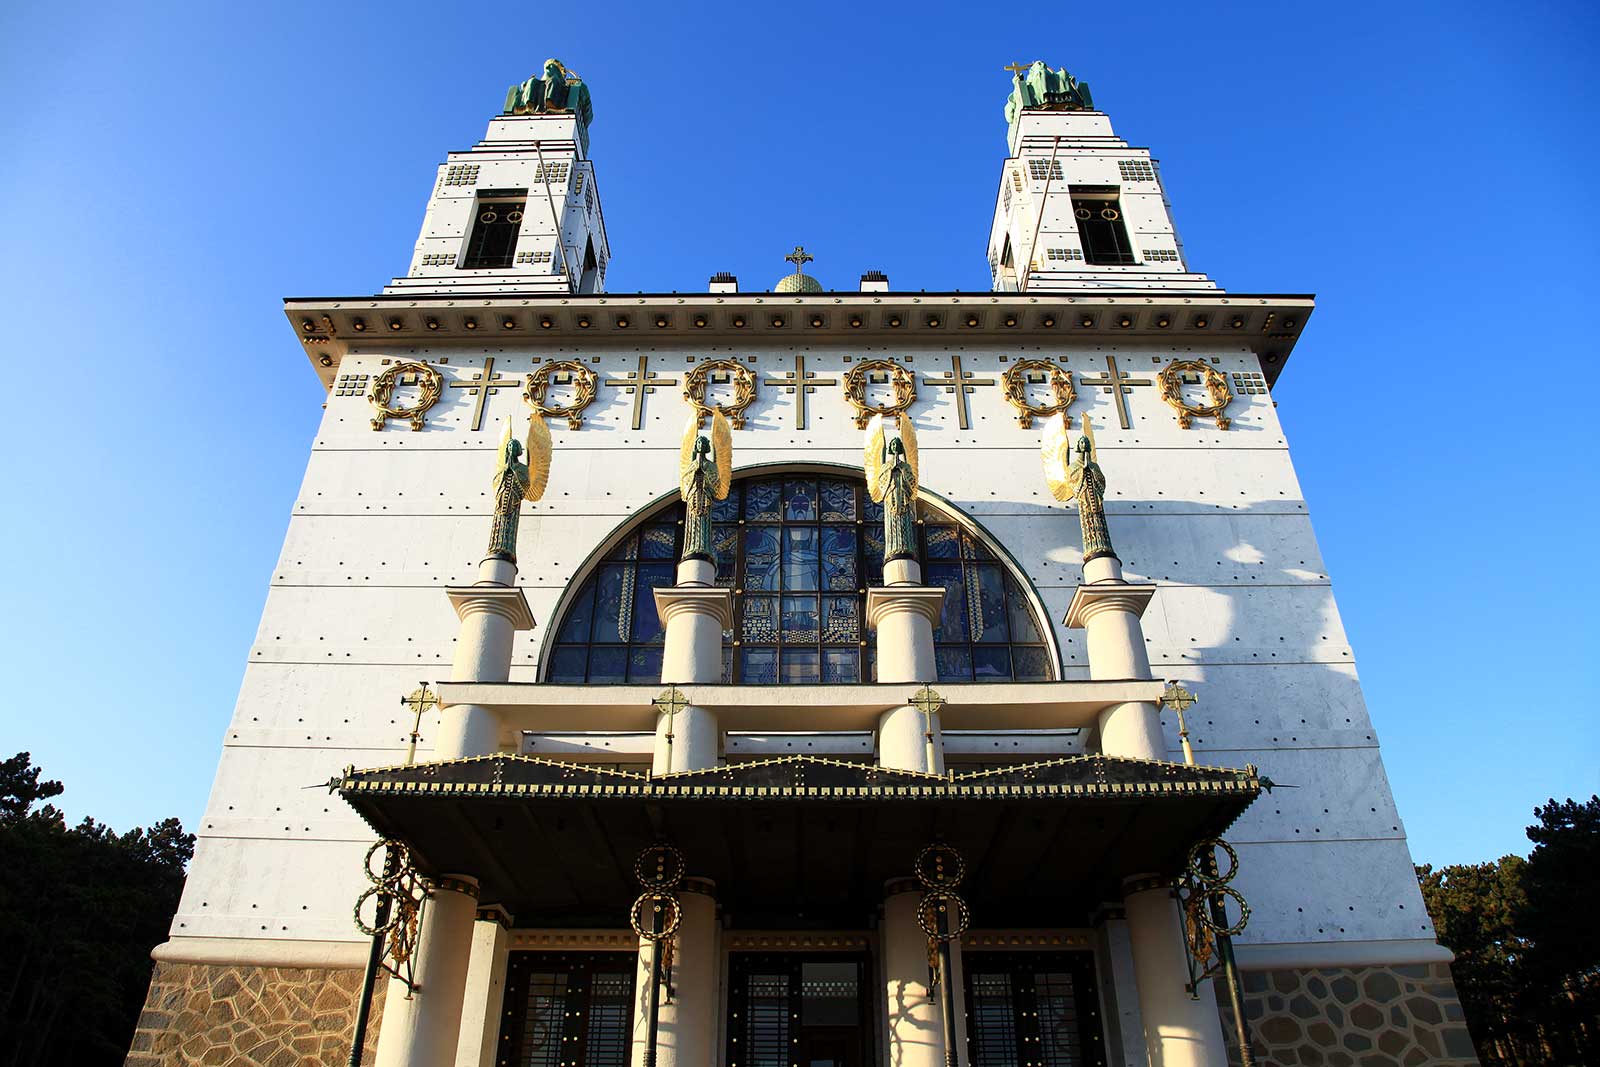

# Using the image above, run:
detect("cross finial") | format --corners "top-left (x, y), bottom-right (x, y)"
top-left (653, 686), bottom-right (690, 717)
top-left (1004, 61), bottom-right (1033, 77)
top-left (784, 246), bottom-right (813, 272)
top-left (400, 683), bottom-right (440, 766)
top-left (1159, 681), bottom-right (1197, 714)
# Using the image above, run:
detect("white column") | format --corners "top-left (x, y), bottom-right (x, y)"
top-left (651, 559), bottom-right (732, 773)
top-left (1123, 879), bottom-right (1227, 1067)
top-left (630, 881), bottom-right (719, 1067)
top-left (882, 882), bottom-right (963, 1067)
top-left (1064, 556), bottom-right (1162, 761)
top-left (441, 557), bottom-right (536, 759)
top-left (453, 906), bottom-right (511, 1067)
top-left (373, 876), bottom-right (482, 1067)
top-left (867, 558), bottom-right (946, 774)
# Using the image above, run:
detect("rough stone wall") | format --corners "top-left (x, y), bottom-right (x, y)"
top-left (124, 962), bottom-right (384, 1066)
top-left (1216, 962), bottom-right (1479, 1066)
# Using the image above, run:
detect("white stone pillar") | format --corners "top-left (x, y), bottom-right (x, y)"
top-left (867, 559), bottom-right (947, 774)
top-left (630, 880), bottom-right (719, 1067)
top-left (441, 557), bottom-right (536, 759)
top-left (1064, 556), bottom-right (1162, 761)
top-left (453, 905), bottom-right (511, 1067)
top-left (373, 876), bottom-right (482, 1067)
top-left (1123, 878), bottom-right (1227, 1067)
top-left (882, 881), bottom-right (964, 1067)
top-left (651, 559), bottom-right (732, 774)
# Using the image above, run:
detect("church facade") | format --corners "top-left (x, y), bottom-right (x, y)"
top-left (127, 61), bottom-right (1480, 1067)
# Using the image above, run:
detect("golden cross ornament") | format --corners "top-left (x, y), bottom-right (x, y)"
top-left (784, 245), bottom-right (813, 271)
top-left (1159, 681), bottom-right (1198, 766)
top-left (1004, 61), bottom-right (1034, 76)
top-left (653, 686), bottom-right (690, 717)
top-left (400, 683), bottom-right (440, 765)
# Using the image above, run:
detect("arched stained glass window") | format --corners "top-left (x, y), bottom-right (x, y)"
top-left (546, 473), bottom-right (1054, 685)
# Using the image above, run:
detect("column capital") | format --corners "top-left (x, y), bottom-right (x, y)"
top-left (475, 903), bottom-right (514, 927)
top-left (446, 586), bottom-right (536, 630)
top-left (654, 585), bottom-right (734, 630)
top-left (1065, 581), bottom-right (1156, 628)
top-left (865, 585), bottom-right (945, 630)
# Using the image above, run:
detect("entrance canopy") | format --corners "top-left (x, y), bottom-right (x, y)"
top-left (334, 753), bottom-right (1263, 928)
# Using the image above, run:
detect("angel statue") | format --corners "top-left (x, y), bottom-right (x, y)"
top-left (487, 414), bottom-right (552, 563)
top-left (679, 410), bottom-right (732, 563)
top-left (1042, 412), bottom-right (1116, 563)
top-left (864, 414), bottom-right (920, 562)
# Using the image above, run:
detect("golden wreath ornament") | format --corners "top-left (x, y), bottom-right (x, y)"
top-left (353, 840), bottom-right (427, 968)
top-left (523, 359), bottom-right (598, 429)
top-left (844, 359), bottom-right (917, 429)
top-left (368, 361), bottom-right (444, 431)
top-left (1002, 359), bottom-right (1077, 428)
top-left (1158, 359), bottom-right (1234, 430)
top-left (1178, 838), bottom-right (1250, 978)
top-left (683, 358), bottom-right (758, 429)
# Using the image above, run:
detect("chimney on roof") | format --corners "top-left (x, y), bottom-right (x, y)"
top-left (708, 272), bottom-right (738, 294)
top-left (859, 271), bottom-right (889, 293)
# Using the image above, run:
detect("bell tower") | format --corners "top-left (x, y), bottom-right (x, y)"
top-left (987, 61), bottom-right (1217, 294)
top-left (385, 59), bottom-right (610, 296)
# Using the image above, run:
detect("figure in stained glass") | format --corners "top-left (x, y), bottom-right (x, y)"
top-left (864, 414), bottom-right (920, 562)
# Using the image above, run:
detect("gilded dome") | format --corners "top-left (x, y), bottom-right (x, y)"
top-left (774, 271), bottom-right (825, 294)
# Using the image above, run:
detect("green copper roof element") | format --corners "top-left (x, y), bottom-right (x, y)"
top-left (775, 245), bottom-right (824, 293)
top-left (1004, 61), bottom-right (1094, 124)
top-left (505, 59), bottom-right (594, 152)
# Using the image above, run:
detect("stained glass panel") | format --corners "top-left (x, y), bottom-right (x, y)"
top-left (821, 526), bottom-right (857, 591)
top-left (745, 481), bottom-right (780, 521)
top-left (744, 527), bottom-right (780, 591)
top-left (781, 648), bottom-right (820, 684)
top-left (782, 527), bottom-right (819, 590)
top-left (545, 473), bottom-right (1054, 685)
top-left (783, 478), bottom-right (818, 521)
top-left (781, 596), bottom-right (819, 643)
top-left (820, 480), bottom-right (856, 520)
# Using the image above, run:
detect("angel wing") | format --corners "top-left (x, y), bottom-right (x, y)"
top-left (897, 416), bottom-right (919, 496)
top-left (1041, 412), bottom-right (1077, 502)
top-left (1080, 413), bottom-right (1098, 465)
top-left (863, 414), bottom-right (887, 502)
top-left (524, 413), bottom-right (552, 502)
top-left (710, 410), bottom-right (732, 501)
top-left (679, 413), bottom-right (701, 498)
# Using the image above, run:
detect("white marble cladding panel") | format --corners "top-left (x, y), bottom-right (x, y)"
top-left (173, 836), bottom-right (374, 944)
top-left (320, 344), bottom-right (1279, 448)
top-left (179, 333), bottom-right (1426, 950)
top-left (1229, 839), bottom-right (1438, 947)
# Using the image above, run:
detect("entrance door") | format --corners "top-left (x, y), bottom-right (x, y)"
top-left (963, 951), bottom-right (1107, 1066)
top-left (727, 953), bottom-right (874, 1067)
top-left (496, 951), bottom-right (636, 1067)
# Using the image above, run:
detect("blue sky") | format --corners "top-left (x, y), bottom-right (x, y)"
top-left (0, 0), bottom-right (1593, 866)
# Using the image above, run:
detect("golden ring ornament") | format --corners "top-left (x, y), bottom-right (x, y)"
top-left (914, 843), bottom-right (966, 889)
top-left (683, 358), bottom-right (758, 429)
top-left (629, 891), bottom-right (683, 941)
top-left (523, 359), bottom-right (598, 429)
top-left (915, 889), bottom-right (971, 941)
top-left (633, 844), bottom-right (686, 890)
top-left (353, 839), bottom-right (426, 965)
top-left (844, 358), bottom-right (917, 429)
top-left (368, 361), bottom-right (443, 431)
top-left (1002, 358), bottom-right (1076, 428)
top-left (1158, 358), bottom-right (1234, 430)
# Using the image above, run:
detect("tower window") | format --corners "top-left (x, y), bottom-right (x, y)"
top-left (461, 190), bottom-right (526, 270)
top-left (1071, 193), bottom-right (1137, 266)
top-left (533, 160), bottom-right (569, 183)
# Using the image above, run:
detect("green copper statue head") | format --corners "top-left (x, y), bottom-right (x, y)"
top-left (887, 437), bottom-right (906, 457)
top-left (693, 435), bottom-right (710, 459)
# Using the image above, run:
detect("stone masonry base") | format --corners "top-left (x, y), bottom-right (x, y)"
top-left (124, 961), bottom-right (384, 1066)
top-left (1217, 962), bottom-right (1479, 1066)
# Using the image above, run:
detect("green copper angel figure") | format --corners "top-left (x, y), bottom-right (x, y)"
top-left (487, 414), bottom-right (552, 563)
top-left (679, 410), bottom-right (732, 562)
top-left (1042, 412), bottom-right (1115, 562)
top-left (865, 414), bottom-right (920, 562)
